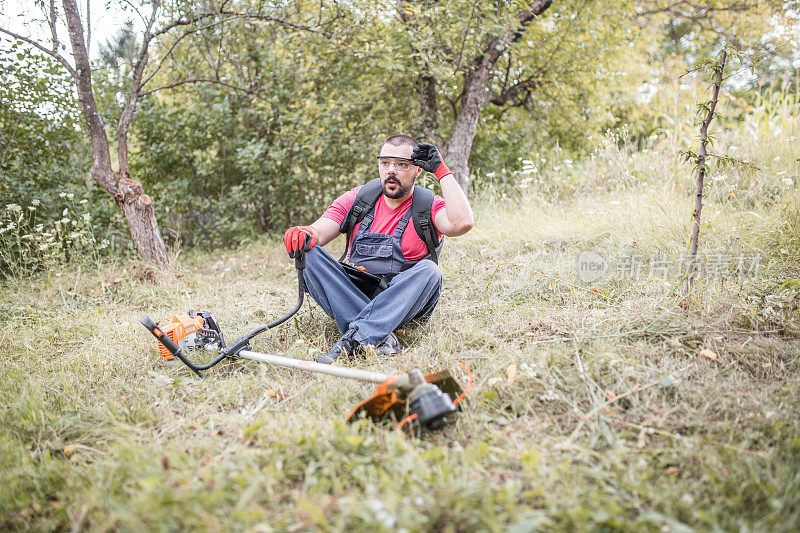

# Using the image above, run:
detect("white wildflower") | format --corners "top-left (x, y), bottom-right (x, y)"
top-left (59, 192), bottom-right (67, 198)
top-left (67, 193), bottom-right (74, 199)
top-left (31, 198), bottom-right (40, 206)
top-left (782, 178), bottom-right (794, 186)
top-left (27, 206), bottom-right (36, 211)
top-left (60, 217), bottom-right (70, 224)
top-left (82, 213), bottom-right (91, 222)
top-left (38, 243), bottom-right (50, 250)
top-left (79, 199), bottom-right (88, 204)
top-left (62, 208), bottom-right (68, 216)
top-left (5, 204), bottom-right (21, 213)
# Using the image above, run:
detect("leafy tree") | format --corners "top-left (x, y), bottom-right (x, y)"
top-left (342, 0), bottom-right (636, 193)
top-left (129, 4), bottom-right (403, 245)
top-left (0, 42), bottom-right (91, 217)
top-left (0, 0), bottom-right (326, 264)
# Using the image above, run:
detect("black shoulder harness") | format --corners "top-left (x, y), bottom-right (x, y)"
top-left (338, 178), bottom-right (443, 267)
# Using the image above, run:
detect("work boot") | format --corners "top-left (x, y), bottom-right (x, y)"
top-left (316, 328), bottom-right (359, 365)
top-left (376, 333), bottom-right (404, 355)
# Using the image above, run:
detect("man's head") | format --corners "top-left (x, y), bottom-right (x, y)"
top-left (378, 134), bottom-right (422, 200)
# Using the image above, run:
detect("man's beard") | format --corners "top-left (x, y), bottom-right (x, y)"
top-left (382, 178), bottom-right (412, 199)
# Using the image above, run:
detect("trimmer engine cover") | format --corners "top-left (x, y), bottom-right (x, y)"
top-left (155, 312), bottom-right (206, 361)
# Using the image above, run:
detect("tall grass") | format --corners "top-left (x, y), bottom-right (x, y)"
top-left (1, 97), bottom-right (800, 531)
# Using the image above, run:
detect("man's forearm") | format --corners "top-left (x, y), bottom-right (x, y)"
top-left (309, 217), bottom-right (342, 246)
top-left (439, 174), bottom-right (474, 235)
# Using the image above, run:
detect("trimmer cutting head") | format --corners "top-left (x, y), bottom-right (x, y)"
top-left (347, 369), bottom-right (463, 428)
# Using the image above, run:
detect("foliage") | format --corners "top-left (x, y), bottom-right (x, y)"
top-left (0, 196), bottom-right (111, 278)
top-left (130, 6), bottom-right (404, 248)
top-left (2, 0), bottom-right (798, 256)
top-left (2, 118), bottom-right (800, 528)
top-left (0, 43), bottom-right (134, 266)
top-left (0, 43), bottom-right (91, 217)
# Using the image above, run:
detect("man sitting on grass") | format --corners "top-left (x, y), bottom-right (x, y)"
top-left (283, 134), bottom-right (474, 364)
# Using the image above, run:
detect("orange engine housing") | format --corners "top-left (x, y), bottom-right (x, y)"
top-left (156, 312), bottom-right (205, 360)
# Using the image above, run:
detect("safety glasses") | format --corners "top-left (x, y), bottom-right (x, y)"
top-left (376, 156), bottom-right (415, 171)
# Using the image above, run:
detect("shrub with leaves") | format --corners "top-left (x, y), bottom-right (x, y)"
top-left (0, 196), bottom-right (109, 278)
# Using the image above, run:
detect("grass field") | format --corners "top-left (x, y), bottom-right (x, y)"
top-left (2, 113), bottom-right (800, 531)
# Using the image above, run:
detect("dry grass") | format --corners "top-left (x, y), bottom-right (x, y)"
top-left (2, 106), bottom-right (800, 531)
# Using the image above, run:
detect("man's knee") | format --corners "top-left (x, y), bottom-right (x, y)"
top-left (304, 245), bottom-right (328, 269)
top-left (414, 259), bottom-right (442, 286)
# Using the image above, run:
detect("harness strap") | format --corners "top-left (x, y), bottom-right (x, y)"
top-left (338, 179), bottom-right (443, 266)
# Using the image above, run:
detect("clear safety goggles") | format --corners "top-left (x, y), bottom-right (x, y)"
top-left (376, 157), bottom-right (415, 171)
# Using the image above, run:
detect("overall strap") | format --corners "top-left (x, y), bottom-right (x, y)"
top-left (339, 178), bottom-right (383, 261)
top-left (392, 208), bottom-right (413, 239)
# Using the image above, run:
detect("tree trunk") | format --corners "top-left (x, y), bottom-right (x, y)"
top-left (62, 0), bottom-right (168, 265)
top-left (436, 0), bottom-right (553, 196)
top-left (118, 178), bottom-right (169, 264)
top-left (686, 50), bottom-right (727, 294)
top-left (444, 67), bottom-right (491, 194)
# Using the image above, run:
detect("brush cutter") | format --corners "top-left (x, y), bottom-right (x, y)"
top-left (140, 243), bottom-right (468, 432)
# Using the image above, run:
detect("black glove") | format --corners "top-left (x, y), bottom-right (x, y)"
top-left (412, 143), bottom-right (443, 172)
top-left (412, 143), bottom-right (451, 181)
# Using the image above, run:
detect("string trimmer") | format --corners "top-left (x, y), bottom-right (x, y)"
top-left (140, 244), bottom-right (468, 431)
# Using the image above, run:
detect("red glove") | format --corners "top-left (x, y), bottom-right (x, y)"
top-left (283, 226), bottom-right (318, 254)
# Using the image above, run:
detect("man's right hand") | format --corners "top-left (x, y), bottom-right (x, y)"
top-left (283, 226), bottom-right (318, 255)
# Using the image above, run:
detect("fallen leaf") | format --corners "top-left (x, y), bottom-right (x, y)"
top-left (506, 363), bottom-right (517, 385)
top-left (263, 390), bottom-right (278, 398)
top-left (63, 445), bottom-right (76, 457)
top-left (665, 466), bottom-right (680, 475)
top-left (699, 349), bottom-right (718, 361)
top-left (487, 377), bottom-right (501, 387)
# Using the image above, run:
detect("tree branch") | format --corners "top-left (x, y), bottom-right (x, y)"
top-left (117, 0), bottom-right (161, 176)
top-left (489, 76), bottom-right (541, 106)
top-left (473, 0), bottom-right (553, 71)
top-left (0, 27), bottom-right (76, 77)
top-left (140, 16), bottom-right (238, 89)
top-left (49, 0), bottom-right (59, 55)
top-left (85, 0), bottom-right (90, 57)
top-left (139, 77), bottom-right (255, 97)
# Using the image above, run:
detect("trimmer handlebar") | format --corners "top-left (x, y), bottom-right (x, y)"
top-left (141, 246), bottom-right (309, 377)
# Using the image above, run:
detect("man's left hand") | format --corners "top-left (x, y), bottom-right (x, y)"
top-left (412, 143), bottom-right (452, 181)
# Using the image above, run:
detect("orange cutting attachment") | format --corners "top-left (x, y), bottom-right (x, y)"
top-left (346, 369), bottom-right (465, 425)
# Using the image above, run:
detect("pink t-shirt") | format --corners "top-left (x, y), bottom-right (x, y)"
top-left (322, 186), bottom-right (446, 262)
